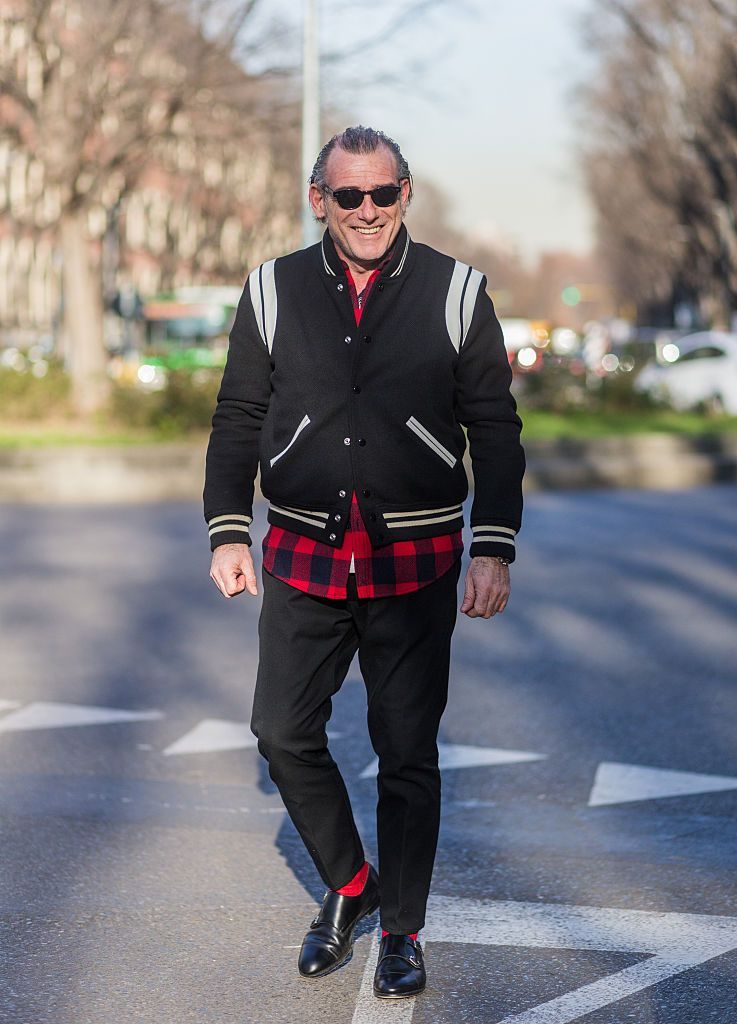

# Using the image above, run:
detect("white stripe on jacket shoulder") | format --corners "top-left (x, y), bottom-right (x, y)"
top-left (248, 259), bottom-right (278, 353)
top-left (445, 261), bottom-right (484, 354)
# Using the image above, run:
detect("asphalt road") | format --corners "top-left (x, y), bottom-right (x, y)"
top-left (1, 485), bottom-right (736, 1024)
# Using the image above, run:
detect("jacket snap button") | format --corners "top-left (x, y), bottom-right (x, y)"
top-left (352, 385), bottom-right (361, 393)
top-left (337, 283), bottom-right (344, 291)
top-left (362, 488), bottom-right (371, 497)
top-left (344, 335), bottom-right (352, 344)
top-left (338, 489), bottom-right (346, 497)
top-left (329, 533), bottom-right (337, 541)
top-left (362, 335), bottom-right (371, 343)
top-left (343, 437), bottom-right (351, 445)
top-left (377, 283), bottom-right (384, 291)
top-left (357, 438), bottom-right (366, 446)
top-left (334, 513), bottom-right (341, 522)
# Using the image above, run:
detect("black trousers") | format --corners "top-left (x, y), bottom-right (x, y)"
top-left (250, 559), bottom-right (461, 934)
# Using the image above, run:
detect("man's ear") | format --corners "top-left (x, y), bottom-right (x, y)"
top-left (309, 183), bottom-right (326, 223)
top-left (399, 177), bottom-right (411, 216)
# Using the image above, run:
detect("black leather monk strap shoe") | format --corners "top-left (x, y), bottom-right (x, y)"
top-left (298, 864), bottom-right (380, 978)
top-left (373, 933), bottom-right (426, 999)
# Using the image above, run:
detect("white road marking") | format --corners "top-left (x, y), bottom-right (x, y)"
top-left (162, 718), bottom-right (344, 756)
top-left (352, 930), bottom-right (415, 1024)
top-left (360, 742), bottom-right (546, 779)
top-left (353, 896), bottom-right (737, 1024)
top-left (0, 701), bottom-right (162, 734)
top-left (163, 718), bottom-right (259, 756)
top-left (588, 761), bottom-right (737, 807)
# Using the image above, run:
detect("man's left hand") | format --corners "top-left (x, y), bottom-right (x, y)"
top-left (460, 556), bottom-right (510, 618)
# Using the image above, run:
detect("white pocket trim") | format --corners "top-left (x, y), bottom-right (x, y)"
top-left (269, 503), bottom-right (328, 529)
top-left (269, 414), bottom-right (311, 467)
top-left (406, 416), bottom-right (457, 468)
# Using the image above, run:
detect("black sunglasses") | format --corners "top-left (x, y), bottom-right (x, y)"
top-left (324, 184), bottom-right (402, 210)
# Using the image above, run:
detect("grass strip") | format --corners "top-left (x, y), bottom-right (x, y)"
top-left (1, 410), bottom-right (737, 446)
top-left (519, 408), bottom-right (737, 439)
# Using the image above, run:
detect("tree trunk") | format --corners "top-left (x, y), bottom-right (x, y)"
top-left (60, 209), bottom-right (110, 417)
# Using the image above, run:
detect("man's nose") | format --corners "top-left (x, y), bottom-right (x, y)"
top-left (358, 194), bottom-right (380, 220)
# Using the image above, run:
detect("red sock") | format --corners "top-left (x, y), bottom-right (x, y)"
top-left (382, 929), bottom-right (418, 940)
top-left (334, 860), bottom-right (369, 896)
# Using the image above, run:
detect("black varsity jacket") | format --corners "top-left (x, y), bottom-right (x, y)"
top-left (203, 224), bottom-right (525, 561)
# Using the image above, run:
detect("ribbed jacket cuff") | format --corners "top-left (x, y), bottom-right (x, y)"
top-left (207, 513), bottom-right (253, 551)
top-left (469, 524), bottom-right (517, 562)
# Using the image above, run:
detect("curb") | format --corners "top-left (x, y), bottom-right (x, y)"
top-left (0, 433), bottom-right (736, 503)
top-left (0, 442), bottom-right (208, 503)
top-left (521, 432), bottom-right (737, 492)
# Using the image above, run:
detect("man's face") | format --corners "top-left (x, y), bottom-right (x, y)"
top-left (309, 145), bottom-right (410, 271)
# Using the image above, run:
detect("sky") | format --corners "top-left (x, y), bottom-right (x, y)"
top-left (253, 0), bottom-right (596, 264)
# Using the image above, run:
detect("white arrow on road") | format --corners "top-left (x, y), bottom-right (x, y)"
top-left (163, 718), bottom-right (344, 756)
top-left (163, 718), bottom-right (259, 756)
top-left (360, 742), bottom-right (546, 779)
top-left (588, 761), bottom-right (737, 807)
top-left (0, 701), bottom-right (162, 734)
top-left (352, 895), bottom-right (737, 1024)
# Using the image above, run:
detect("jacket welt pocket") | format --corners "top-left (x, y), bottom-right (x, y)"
top-left (269, 414), bottom-right (311, 467)
top-left (405, 415), bottom-right (457, 468)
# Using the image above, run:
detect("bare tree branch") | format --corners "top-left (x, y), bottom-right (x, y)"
top-left (579, 0), bottom-right (737, 318)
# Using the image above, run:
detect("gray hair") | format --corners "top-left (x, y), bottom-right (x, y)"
top-left (310, 126), bottom-right (414, 204)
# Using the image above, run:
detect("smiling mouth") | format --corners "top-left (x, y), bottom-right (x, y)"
top-left (353, 226), bottom-right (383, 235)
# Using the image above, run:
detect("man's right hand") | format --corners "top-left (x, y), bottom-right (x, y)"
top-left (209, 543), bottom-right (258, 598)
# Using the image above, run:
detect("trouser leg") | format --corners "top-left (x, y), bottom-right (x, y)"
top-left (250, 569), bottom-right (364, 890)
top-left (355, 559), bottom-right (461, 934)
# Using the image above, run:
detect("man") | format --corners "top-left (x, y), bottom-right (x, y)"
top-left (204, 126), bottom-right (524, 999)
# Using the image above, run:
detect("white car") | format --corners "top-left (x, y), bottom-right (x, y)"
top-left (634, 331), bottom-right (737, 414)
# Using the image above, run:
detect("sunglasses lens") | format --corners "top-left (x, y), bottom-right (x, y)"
top-left (371, 186), bottom-right (400, 207)
top-left (333, 189), bottom-right (364, 210)
top-left (329, 186), bottom-right (401, 209)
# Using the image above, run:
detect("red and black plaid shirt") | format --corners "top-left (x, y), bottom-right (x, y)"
top-left (262, 252), bottom-right (464, 599)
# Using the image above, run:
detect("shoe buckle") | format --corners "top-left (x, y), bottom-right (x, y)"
top-left (408, 955), bottom-right (421, 968)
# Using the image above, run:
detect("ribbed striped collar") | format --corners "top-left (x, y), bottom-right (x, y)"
top-left (320, 223), bottom-right (412, 280)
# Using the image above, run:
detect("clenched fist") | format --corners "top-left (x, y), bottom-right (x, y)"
top-left (209, 543), bottom-right (258, 598)
top-left (460, 556), bottom-right (510, 618)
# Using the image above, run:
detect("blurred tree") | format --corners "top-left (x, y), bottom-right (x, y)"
top-left (0, 0), bottom-right (296, 415)
top-left (0, 0), bottom-right (459, 415)
top-left (579, 0), bottom-right (737, 326)
top-left (406, 177), bottom-right (532, 316)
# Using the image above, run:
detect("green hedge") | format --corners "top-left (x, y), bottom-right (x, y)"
top-left (109, 369), bottom-right (220, 436)
top-left (0, 362), bottom-right (72, 418)
top-left (517, 363), bottom-right (662, 413)
top-left (2, 361), bottom-right (737, 443)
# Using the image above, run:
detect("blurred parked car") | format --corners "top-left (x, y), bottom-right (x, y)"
top-left (634, 331), bottom-right (737, 414)
top-left (499, 318), bottom-right (550, 374)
